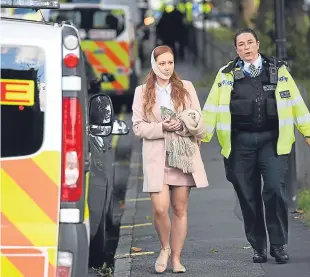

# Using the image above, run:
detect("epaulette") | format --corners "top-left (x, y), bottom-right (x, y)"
top-left (221, 57), bottom-right (239, 73)
top-left (265, 56), bottom-right (287, 68)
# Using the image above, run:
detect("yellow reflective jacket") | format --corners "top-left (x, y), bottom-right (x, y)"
top-left (202, 59), bottom-right (310, 158)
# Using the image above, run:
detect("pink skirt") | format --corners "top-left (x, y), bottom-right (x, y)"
top-left (164, 155), bottom-right (196, 187)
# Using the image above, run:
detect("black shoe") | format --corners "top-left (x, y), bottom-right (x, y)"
top-left (253, 248), bottom-right (267, 263)
top-left (270, 245), bottom-right (289, 264)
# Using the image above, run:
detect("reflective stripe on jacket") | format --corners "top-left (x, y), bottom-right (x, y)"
top-left (202, 62), bottom-right (310, 158)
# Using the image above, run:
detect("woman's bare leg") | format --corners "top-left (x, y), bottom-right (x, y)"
top-left (170, 186), bottom-right (190, 268)
top-left (150, 184), bottom-right (171, 248)
top-left (150, 184), bottom-right (171, 272)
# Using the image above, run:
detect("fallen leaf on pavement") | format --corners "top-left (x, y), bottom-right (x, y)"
top-left (131, 247), bottom-right (142, 253)
top-left (209, 248), bottom-right (217, 253)
top-left (146, 216), bottom-right (152, 220)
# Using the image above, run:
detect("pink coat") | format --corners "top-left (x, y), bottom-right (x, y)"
top-left (132, 80), bottom-right (209, 192)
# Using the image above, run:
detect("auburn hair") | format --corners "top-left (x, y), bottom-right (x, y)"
top-left (142, 45), bottom-right (190, 116)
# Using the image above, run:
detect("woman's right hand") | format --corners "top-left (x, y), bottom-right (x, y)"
top-left (162, 119), bottom-right (171, 131)
top-left (162, 119), bottom-right (182, 132)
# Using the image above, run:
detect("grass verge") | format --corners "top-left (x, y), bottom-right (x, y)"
top-left (297, 189), bottom-right (310, 227)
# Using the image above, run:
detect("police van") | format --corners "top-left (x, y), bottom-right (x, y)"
top-left (47, 2), bottom-right (142, 111)
top-left (0, 1), bottom-right (129, 276)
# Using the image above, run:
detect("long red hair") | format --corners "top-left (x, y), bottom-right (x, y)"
top-left (142, 45), bottom-right (190, 116)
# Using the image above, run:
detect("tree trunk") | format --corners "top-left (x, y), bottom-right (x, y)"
top-left (232, 0), bottom-right (243, 28)
top-left (285, 0), bottom-right (305, 29)
top-left (241, 0), bottom-right (257, 28)
top-left (255, 0), bottom-right (272, 32)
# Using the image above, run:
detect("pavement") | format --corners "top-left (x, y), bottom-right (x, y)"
top-left (113, 63), bottom-right (310, 277)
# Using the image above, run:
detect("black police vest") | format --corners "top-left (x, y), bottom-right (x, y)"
top-left (230, 66), bottom-right (279, 132)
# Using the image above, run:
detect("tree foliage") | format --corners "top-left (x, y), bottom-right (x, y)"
top-left (235, 0), bottom-right (310, 79)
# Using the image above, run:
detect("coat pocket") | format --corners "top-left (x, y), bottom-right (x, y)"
top-left (230, 99), bottom-right (253, 122)
top-left (266, 99), bottom-right (278, 119)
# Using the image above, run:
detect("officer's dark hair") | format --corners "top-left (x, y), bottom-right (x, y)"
top-left (234, 28), bottom-right (259, 47)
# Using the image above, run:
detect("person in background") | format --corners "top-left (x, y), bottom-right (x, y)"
top-left (156, 4), bottom-right (185, 61)
top-left (132, 45), bottom-right (208, 273)
top-left (202, 28), bottom-right (310, 264)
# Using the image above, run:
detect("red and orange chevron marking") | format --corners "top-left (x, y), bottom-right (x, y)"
top-left (81, 40), bottom-right (130, 91)
top-left (1, 151), bottom-right (61, 277)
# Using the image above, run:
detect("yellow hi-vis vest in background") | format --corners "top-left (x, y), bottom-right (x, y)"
top-left (202, 62), bottom-right (310, 158)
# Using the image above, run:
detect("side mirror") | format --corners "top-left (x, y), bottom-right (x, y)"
top-left (89, 94), bottom-right (114, 137)
top-left (89, 125), bottom-right (112, 137)
top-left (112, 119), bottom-right (129, 135)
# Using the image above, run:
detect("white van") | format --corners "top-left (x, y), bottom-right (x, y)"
top-left (48, 2), bottom-right (142, 110)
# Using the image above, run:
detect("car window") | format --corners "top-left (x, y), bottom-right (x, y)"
top-left (49, 8), bottom-right (125, 39)
top-left (1, 45), bottom-right (45, 158)
top-left (12, 8), bottom-right (37, 15)
top-left (49, 9), bottom-right (82, 28)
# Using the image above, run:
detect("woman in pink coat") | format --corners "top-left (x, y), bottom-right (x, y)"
top-left (132, 45), bottom-right (208, 273)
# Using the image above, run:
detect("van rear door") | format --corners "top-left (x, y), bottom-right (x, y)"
top-left (49, 5), bottom-right (131, 93)
top-left (0, 22), bottom-right (62, 277)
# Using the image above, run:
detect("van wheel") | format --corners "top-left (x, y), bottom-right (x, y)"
top-left (88, 205), bottom-right (108, 268)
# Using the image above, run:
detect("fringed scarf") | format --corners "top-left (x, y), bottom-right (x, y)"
top-left (161, 106), bottom-right (196, 173)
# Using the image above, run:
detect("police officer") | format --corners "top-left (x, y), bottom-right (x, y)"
top-left (176, 0), bottom-right (187, 61)
top-left (202, 29), bottom-right (310, 264)
top-left (156, 3), bottom-right (185, 61)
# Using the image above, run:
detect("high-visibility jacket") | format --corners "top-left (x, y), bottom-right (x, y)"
top-left (165, 4), bottom-right (175, 13)
top-left (177, 2), bottom-right (186, 13)
top-left (202, 61), bottom-right (310, 158)
top-left (185, 2), bottom-right (193, 23)
top-left (200, 1), bottom-right (212, 15)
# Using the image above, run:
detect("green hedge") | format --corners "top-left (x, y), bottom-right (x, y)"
top-left (297, 189), bottom-right (310, 227)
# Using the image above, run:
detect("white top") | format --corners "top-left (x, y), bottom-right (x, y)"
top-left (155, 82), bottom-right (174, 111)
top-left (243, 54), bottom-right (263, 73)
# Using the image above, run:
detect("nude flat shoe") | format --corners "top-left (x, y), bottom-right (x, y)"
top-left (155, 247), bottom-right (171, 273)
top-left (172, 264), bottom-right (186, 273)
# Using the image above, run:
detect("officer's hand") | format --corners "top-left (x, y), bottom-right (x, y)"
top-left (305, 137), bottom-right (310, 147)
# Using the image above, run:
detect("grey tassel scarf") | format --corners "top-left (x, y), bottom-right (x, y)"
top-left (161, 106), bottom-right (196, 174)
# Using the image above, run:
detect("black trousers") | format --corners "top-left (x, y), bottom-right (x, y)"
top-left (224, 130), bottom-right (289, 250)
